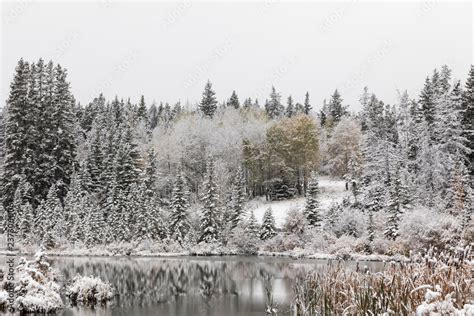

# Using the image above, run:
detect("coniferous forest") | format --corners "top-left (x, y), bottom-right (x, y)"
top-left (0, 59), bottom-right (473, 257)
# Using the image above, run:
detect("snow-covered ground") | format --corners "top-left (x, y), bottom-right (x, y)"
top-left (246, 176), bottom-right (349, 228)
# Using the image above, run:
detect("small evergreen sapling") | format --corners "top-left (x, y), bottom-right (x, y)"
top-left (260, 207), bottom-right (276, 240)
top-left (304, 172), bottom-right (321, 227)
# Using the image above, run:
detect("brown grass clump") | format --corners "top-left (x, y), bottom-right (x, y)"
top-left (292, 247), bottom-right (473, 315)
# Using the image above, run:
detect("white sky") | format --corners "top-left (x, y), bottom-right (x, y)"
top-left (1, 1), bottom-right (472, 111)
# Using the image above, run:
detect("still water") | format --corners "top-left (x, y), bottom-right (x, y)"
top-left (2, 255), bottom-right (384, 316)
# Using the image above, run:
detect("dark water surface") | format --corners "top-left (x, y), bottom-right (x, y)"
top-left (2, 255), bottom-right (384, 315)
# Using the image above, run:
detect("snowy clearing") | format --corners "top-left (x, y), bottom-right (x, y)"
top-left (247, 176), bottom-right (349, 227)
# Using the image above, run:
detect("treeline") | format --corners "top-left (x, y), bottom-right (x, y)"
top-left (0, 58), bottom-right (472, 250)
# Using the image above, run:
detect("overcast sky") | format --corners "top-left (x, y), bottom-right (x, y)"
top-left (1, 1), bottom-right (472, 111)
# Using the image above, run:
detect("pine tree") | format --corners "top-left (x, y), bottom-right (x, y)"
top-left (51, 64), bottom-right (76, 199)
top-left (230, 167), bottom-right (246, 228)
top-left (462, 65), bottom-right (474, 176)
top-left (304, 92), bottom-right (311, 114)
top-left (148, 102), bottom-right (159, 130)
top-left (129, 183), bottom-right (148, 241)
top-left (169, 166), bottom-right (190, 244)
top-left (243, 98), bottom-right (252, 109)
top-left (246, 210), bottom-right (260, 239)
top-left (304, 172), bottom-right (321, 226)
top-left (228, 90), bottom-right (240, 109)
top-left (37, 184), bottom-right (63, 246)
top-left (84, 194), bottom-right (103, 247)
top-left (419, 77), bottom-right (436, 130)
top-left (285, 95), bottom-right (295, 118)
top-left (2, 59), bottom-right (30, 208)
top-left (328, 89), bottom-right (345, 123)
top-left (384, 166), bottom-right (409, 240)
top-left (146, 196), bottom-right (167, 240)
top-left (199, 158), bottom-right (220, 243)
top-left (114, 124), bottom-right (140, 191)
top-left (199, 80), bottom-right (218, 118)
top-left (260, 207), bottom-right (276, 240)
top-left (265, 87), bottom-right (284, 119)
top-left (19, 202), bottom-right (33, 242)
top-left (137, 95), bottom-right (148, 122)
top-left (143, 147), bottom-right (157, 197)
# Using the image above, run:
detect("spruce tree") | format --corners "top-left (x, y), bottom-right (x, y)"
top-left (246, 210), bottom-right (260, 239)
top-left (419, 77), bottom-right (436, 129)
top-left (143, 147), bottom-right (157, 197)
top-left (243, 98), bottom-right (252, 109)
top-left (304, 91), bottom-right (312, 114)
top-left (462, 65), bottom-right (474, 176)
top-left (265, 87), bottom-right (284, 119)
top-left (114, 124), bottom-right (140, 191)
top-left (384, 166), bottom-right (409, 240)
top-left (328, 89), bottom-right (345, 123)
top-left (228, 90), bottom-right (240, 109)
top-left (2, 59), bottom-right (30, 208)
top-left (294, 102), bottom-right (305, 115)
top-left (285, 95), bottom-right (295, 118)
top-left (51, 64), bottom-right (76, 199)
top-left (148, 102), bottom-right (159, 130)
top-left (304, 172), bottom-right (321, 227)
top-left (199, 158), bottom-right (220, 243)
top-left (19, 202), bottom-right (33, 242)
top-left (169, 166), bottom-right (190, 244)
top-left (199, 80), bottom-right (218, 118)
top-left (260, 207), bottom-right (276, 240)
top-left (137, 95), bottom-right (148, 122)
top-left (84, 194), bottom-right (103, 247)
top-left (230, 167), bottom-right (246, 228)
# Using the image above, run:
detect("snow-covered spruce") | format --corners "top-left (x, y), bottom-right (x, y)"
top-left (13, 248), bottom-right (63, 313)
top-left (66, 275), bottom-right (114, 305)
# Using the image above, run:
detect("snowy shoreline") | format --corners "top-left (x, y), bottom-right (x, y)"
top-left (0, 249), bottom-right (408, 262)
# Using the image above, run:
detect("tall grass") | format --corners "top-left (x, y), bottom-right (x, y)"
top-left (291, 246), bottom-right (473, 315)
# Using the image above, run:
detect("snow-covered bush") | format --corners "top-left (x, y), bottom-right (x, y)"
top-left (398, 207), bottom-right (460, 253)
top-left (331, 208), bottom-right (366, 238)
top-left (309, 230), bottom-right (336, 253)
top-left (282, 208), bottom-right (307, 236)
top-left (227, 223), bottom-right (259, 255)
top-left (262, 233), bottom-right (306, 252)
top-left (66, 275), bottom-right (114, 305)
top-left (327, 235), bottom-right (366, 259)
top-left (13, 248), bottom-right (63, 313)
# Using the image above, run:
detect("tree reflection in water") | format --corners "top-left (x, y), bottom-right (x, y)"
top-left (45, 256), bottom-right (383, 316)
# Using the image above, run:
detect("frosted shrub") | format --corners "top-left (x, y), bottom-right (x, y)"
top-left (331, 208), bottom-right (366, 238)
top-left (327, 235), bottom-right (365, 259)
top-left (262, 233), bottom-right (305, 252)
top-left (283, 208), bottom-right (307, 236)
top-left (227, 224), bottom-right (259, 255)
top-left (66, 275), bottom-right (114, 305)
top-left (309, 230), bottom-right (336, 253)
top-left (398, 207), bottom-right (460, 253)
top-left (13, 248), bottom-right (63, 313)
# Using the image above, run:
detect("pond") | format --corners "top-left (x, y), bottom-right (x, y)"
top-left (1, 255), bottom-right (385, 316)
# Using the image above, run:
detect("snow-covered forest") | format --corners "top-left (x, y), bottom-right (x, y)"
top-left (0, 59), bottom-right (472, 257)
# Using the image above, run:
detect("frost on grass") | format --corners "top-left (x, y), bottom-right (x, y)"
top-left (13, 248), bottom-right (63, 313)
top-left (66, 275), bottom-right (114, 305)
top-left (292, 250), bottom-right (473, 316)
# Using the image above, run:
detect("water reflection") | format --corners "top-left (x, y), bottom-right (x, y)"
top-left (1, 256), bottom-right (384, 316)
